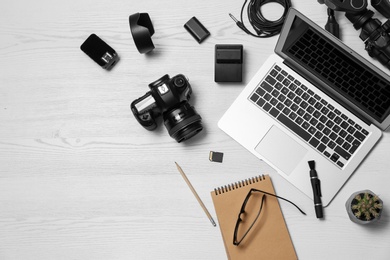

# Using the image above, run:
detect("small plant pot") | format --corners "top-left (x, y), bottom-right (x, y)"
top-left (345, 189), bottom-right (383, 224)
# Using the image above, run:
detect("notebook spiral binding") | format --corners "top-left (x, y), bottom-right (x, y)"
top-left (214, 174), bottom-right (266, 195)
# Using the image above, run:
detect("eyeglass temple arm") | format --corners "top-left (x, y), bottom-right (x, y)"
top-left (249, 188), bottom-right (306, 215)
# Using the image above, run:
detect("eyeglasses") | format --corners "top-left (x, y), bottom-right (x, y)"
top-left (233, 188), bottom-right (306, 246)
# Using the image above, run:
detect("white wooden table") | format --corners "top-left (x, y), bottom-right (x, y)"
top-left (1, 0), bottom-right (389, 259)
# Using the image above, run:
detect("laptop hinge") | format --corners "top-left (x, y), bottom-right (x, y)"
top-left (283, 60), bottom-right (372, 126)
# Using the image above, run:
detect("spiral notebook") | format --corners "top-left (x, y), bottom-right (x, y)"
top-left (211, 174), bottom-right (297, 260)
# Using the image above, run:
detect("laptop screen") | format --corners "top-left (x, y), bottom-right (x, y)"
top-left (276, 9), bottom-right (390, 128)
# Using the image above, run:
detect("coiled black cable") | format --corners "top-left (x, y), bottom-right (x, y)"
top-left (229, 0), bottom-right (292, 38)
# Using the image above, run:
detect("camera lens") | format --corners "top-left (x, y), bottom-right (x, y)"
top-left (163, 101), bottom-right (203, 143)
top-left (173, 76), bottom-right (186, 88)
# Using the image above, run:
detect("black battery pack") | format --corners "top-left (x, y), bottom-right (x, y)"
top-left (80, 34), bottom-right (119, 70)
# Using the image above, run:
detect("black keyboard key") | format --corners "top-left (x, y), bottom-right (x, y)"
top-left (328, 111), bottom-right (336, 120)
top-left (309, 137), bottom-right (320, 148)
top-left (326, 120), bottom-right (334, 128)
top-left (315, 131), bottom-right (323, 139)
top-left (303, 113), bottom-right (311, 121)
top-left (295, 88), bottom-right (304, 96)
top-left (278, 113), bottom-right (311, 141)
top-left (319, 115), bottom-right (327, 123)
top-left (302, 93), bottom-right (310, 101)
top-left (276, 74), bottom-right (284, 82)
top-left (287, 92), bottom-right (296, 99)
top-left (270, 69), bottom-right (278, 77)
top-left (330, 153), bottom-right (340, 162)
top-left (281, 87), bottom-right (289, 95)
top-left (307, 106), bottom-right (315, 114)
top-left (353, 131), bottom-right (366, 142)
top-left (332, 125), bottom-right (341, 133)
top-left (264, 93), bottom-right (272, 101)
top-left (335, 145), bottom-right (351, 160)
top-left (349, 139), bottom-right (361, 154)
top-left (250, 93), bottom-right (259, 102)
top-left (329, 132), bottom-right (338, 141)
top-left (334, 116), bottom-right (342, 124)
top-left (336, 137), bottom-right (344, 145)
top-left (324, 151), bottom-right (331, 157)
top-left (275, 82), bottom-right (283, 90)
top-left (316, 123), bottom-right (325, 131)
top-left (276, 103), bottom-right (285, 111)
top-left (283, 107), bottom-right (291, 115)
top-left (289, 83), bottom-right (297, 91)
top-left (313, 111), bottom-right (321, 118)
top-left (295, 117), bottom-right (304, 125)
top-left (342, 142), bottom-right (352, 151)
top-left (270, 98), bottom-right (278, 106)
top-left (308, 97), bottom-right (316, 105)
top-left (328, 141), bottom-right (336, 149)
top-left (340, 121), bottom-right (348, 129)
top-left (317, 143), bottom-right (326, 152)
top-left (337, 161), bottom-right (344, 168)
top-left (297, 108), bottom-right (305, 116)
top-left (256, 87), bottom-right (266, 96)
top-left (308, 126), bottom-right (316, 135)
top-left (284, 99), bottom-right (292, 107)
top-left (278, 94), bottom-right (286, 102)
top-left (339, 129), bottom-right (347, 138)
top-left (263, 102), bottom-right (272, 111)
top-left (274, 65), bottom-right (281, 71)
top-left (321, 136), bottom-right (330, 145)
top-left (261, 81), bottom-right (273, 92)
top-left (257, 98), bottom-right (265, 107)
top-left (310, 118), bottom-right (318, 126)
top-left (289, 112), bottom-right (297, 120)
top-left (347, 126), bottom-right (356, 134)
top-left (291, 104), bottom-right (299, 111)
top-left (265, 75), bottom-right (276, 85)
top-left (283, 79), bottom-right (291, 86)
top-left (362, 129), bottom-right (369, 135)
top-left (270, 107), bottom-right (279, 117)
top-left (323, 127), bottom-right (331, 136)
top-left (300, 101), bottom-right (308, 109)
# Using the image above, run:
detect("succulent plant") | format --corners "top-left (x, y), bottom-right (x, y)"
top-left (351, 192), bottom-right (383, 221)
top-left (346, 190), bottom-right (383, 224)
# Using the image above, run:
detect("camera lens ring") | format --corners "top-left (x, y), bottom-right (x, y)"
top-left (163, 102), bottom-right (203, 143)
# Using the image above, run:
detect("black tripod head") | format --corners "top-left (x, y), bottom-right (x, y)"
top-left (318, 0), bottom-right (390, 70)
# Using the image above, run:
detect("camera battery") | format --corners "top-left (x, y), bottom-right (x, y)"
top-left (184, 16), bottom-right (210, 43)
top-left (80, 34), bottom-right (119, 70)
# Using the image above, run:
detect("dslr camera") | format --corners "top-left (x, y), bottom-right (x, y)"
top-left (131, 74), bottom-right (203, 143)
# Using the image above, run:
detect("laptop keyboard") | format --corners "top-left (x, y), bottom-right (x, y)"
top-left (249, 65), bottom-right (370, 168)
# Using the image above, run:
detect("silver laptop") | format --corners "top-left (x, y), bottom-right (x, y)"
top-left (218, 8), bottom-right (390, 206)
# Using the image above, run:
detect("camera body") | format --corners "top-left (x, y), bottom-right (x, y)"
top-left (131, 74), bottom-right (203, 143)
top-left (319, 0), bottom-right (390, 69)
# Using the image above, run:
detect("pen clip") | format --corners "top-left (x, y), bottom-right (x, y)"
top-left (315, 179), bottom-right (322, 197)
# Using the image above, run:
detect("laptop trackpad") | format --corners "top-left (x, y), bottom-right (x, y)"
top-left (255, 125), bottom-right (307, 175)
